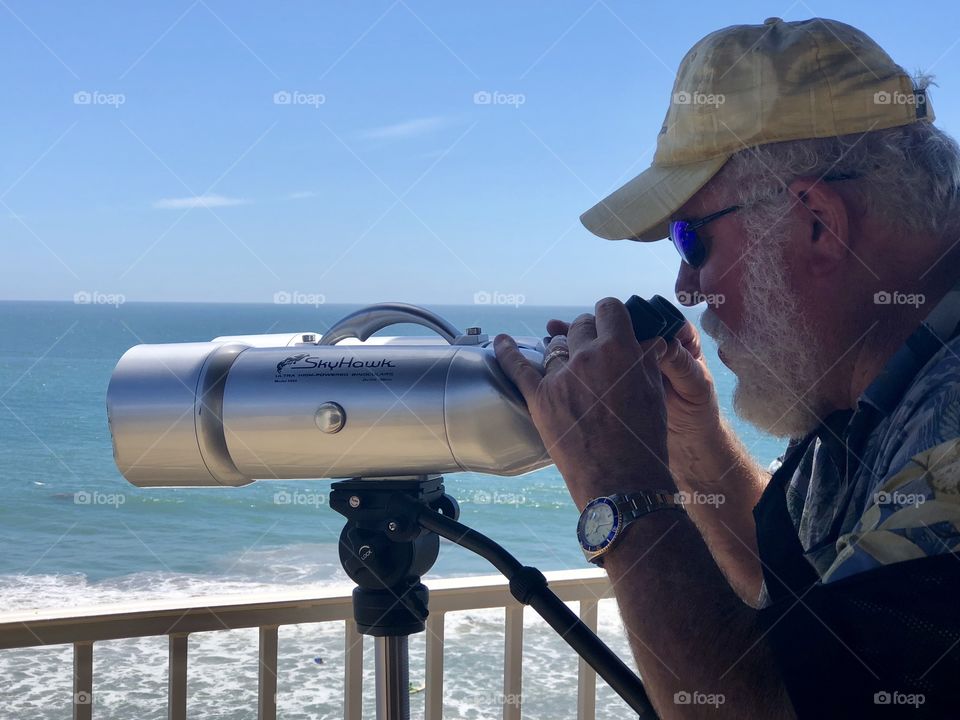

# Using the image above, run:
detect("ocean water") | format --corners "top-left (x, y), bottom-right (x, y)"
top-left (0, 301), bottom-right (784, 719)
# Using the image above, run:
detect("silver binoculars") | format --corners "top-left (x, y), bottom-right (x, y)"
top-left (106, 297), bottom-right (685, 487)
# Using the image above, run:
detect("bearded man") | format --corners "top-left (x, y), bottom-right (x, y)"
top-left (495, 17), bottom-right (960, 719)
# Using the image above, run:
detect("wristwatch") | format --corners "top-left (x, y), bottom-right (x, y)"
top-left (577, 490), bottom-right (685, 566)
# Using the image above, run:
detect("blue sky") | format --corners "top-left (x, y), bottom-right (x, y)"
top-left (3, 1), bottom-right (959, 306)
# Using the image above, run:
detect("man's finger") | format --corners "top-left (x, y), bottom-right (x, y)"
top-left (640, 336), bottom-right (667, 360)
top-left (546, 319), bottom-right (569, 337)
top-left (595, 297), bottom-right (637, 345)
top-left (543, 334), bottom-right (570, 375)
top-left (673, 318), bottom-right (703, 361)
top-left (568, 313), bottom-right (597, 351)
top-left (638, 337), bottom-right (668, 379)
top-left (659, 337), bottom-right (709, 394)
top-left (493, 334), bottom-right (543, 401)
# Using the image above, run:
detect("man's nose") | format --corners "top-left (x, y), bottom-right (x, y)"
top-left (675, 261), bottom-right (701, 306)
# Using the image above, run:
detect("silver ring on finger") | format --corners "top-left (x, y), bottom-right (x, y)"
top-left (543, 348), bottom-right (570, 371)
top-left (543, 334), bottom-right (570, 371)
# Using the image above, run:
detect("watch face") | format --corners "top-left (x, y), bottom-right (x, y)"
top-left (577, 498), bottom-right (620, 551)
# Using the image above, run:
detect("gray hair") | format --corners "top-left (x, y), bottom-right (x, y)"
top-left (714, 97), bottom-right (960, 245)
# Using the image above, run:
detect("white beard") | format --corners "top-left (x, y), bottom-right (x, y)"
top-left (699, 229), bottom-right (832, 439)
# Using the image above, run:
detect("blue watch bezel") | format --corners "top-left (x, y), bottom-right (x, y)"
top-left (577, 496), bottom-right (622, 552)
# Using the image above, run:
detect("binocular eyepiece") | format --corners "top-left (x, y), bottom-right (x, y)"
top-left (624, 295), bottom-right (686, 343)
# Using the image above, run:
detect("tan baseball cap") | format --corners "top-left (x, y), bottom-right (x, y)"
top-left (580, 17), bottom-right (934, 242)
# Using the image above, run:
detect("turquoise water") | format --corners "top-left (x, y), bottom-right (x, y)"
top-left (0, 300), bottom-right (784, 718)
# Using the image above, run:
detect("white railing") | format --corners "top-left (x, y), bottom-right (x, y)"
top-left (0, 569), bottom-right (616, 720)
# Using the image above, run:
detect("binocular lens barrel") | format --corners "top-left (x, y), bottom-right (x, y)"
top-left (106, 296), bottom-right (685, 487)
top-left (107, 342), bottom-right (550, 486)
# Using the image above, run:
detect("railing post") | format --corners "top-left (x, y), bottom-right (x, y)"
top-left (577, 600), bottom-right (599, 720)
top-left (425, 613), bottom-right (445, 720)
top-left (73, 641), bottom-right (93, 720)
top-left (503, 606), bottom-right (523, 720)
top-left (343, 619), bottom-right (363, 720)
top-left (168, 633), bottom-right (188, 720)
top-left (258, 625), bottom-right (279, 720)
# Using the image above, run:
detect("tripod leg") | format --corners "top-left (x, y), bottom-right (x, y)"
top-left (375, 636), bottom-right (410, 720)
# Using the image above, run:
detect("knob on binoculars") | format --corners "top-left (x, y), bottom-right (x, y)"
top-left (624, 295), bottom-right (686, 342)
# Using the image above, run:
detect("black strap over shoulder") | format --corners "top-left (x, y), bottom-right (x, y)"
top-left (753, 406), bottom-right (859, 603)
top-left (753, 432), bottom-right (820, 601)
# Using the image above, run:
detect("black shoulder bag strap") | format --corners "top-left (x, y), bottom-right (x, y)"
top-left (752, 431), bottom-right (821, 601)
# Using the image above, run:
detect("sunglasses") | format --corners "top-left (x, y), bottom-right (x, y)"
top-left (669, 205), bottom-right (739, 268)
top-left (669, 173), bottom-right (861, 269)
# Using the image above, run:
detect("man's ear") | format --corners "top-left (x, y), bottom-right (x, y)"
top-left (787, 177), bottom-right (851, 276)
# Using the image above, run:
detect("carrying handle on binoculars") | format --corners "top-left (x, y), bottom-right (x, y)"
top-left (318, 302), bottom-right (463, 346)
top-left (318, 295), bottom-right (685, 347)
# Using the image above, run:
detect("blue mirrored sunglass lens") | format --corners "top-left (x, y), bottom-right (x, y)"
top-left (669, 221), bottom-right (704, 267)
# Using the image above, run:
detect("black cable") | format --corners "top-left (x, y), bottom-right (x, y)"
top-left (414, 502), bottom-right (657, 719)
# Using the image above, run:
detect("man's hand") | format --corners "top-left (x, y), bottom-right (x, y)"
top-left (548, 312), bottom-right (720, 437)
top-left (546, 299), bottom-right (770, 604)
top-left (493, 297), bottom-right (673, 510)
top-left (496, 297), bottom-right (791, 717)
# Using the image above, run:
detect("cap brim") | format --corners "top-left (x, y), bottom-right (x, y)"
top-left (580, 155), bottom-right (730, 241)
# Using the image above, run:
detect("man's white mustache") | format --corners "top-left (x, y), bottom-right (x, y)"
top-left (701, 309), bottom-right (737, 348)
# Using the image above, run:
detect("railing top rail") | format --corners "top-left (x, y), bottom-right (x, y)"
top-left (0, 569), bottom-right (611, 650)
